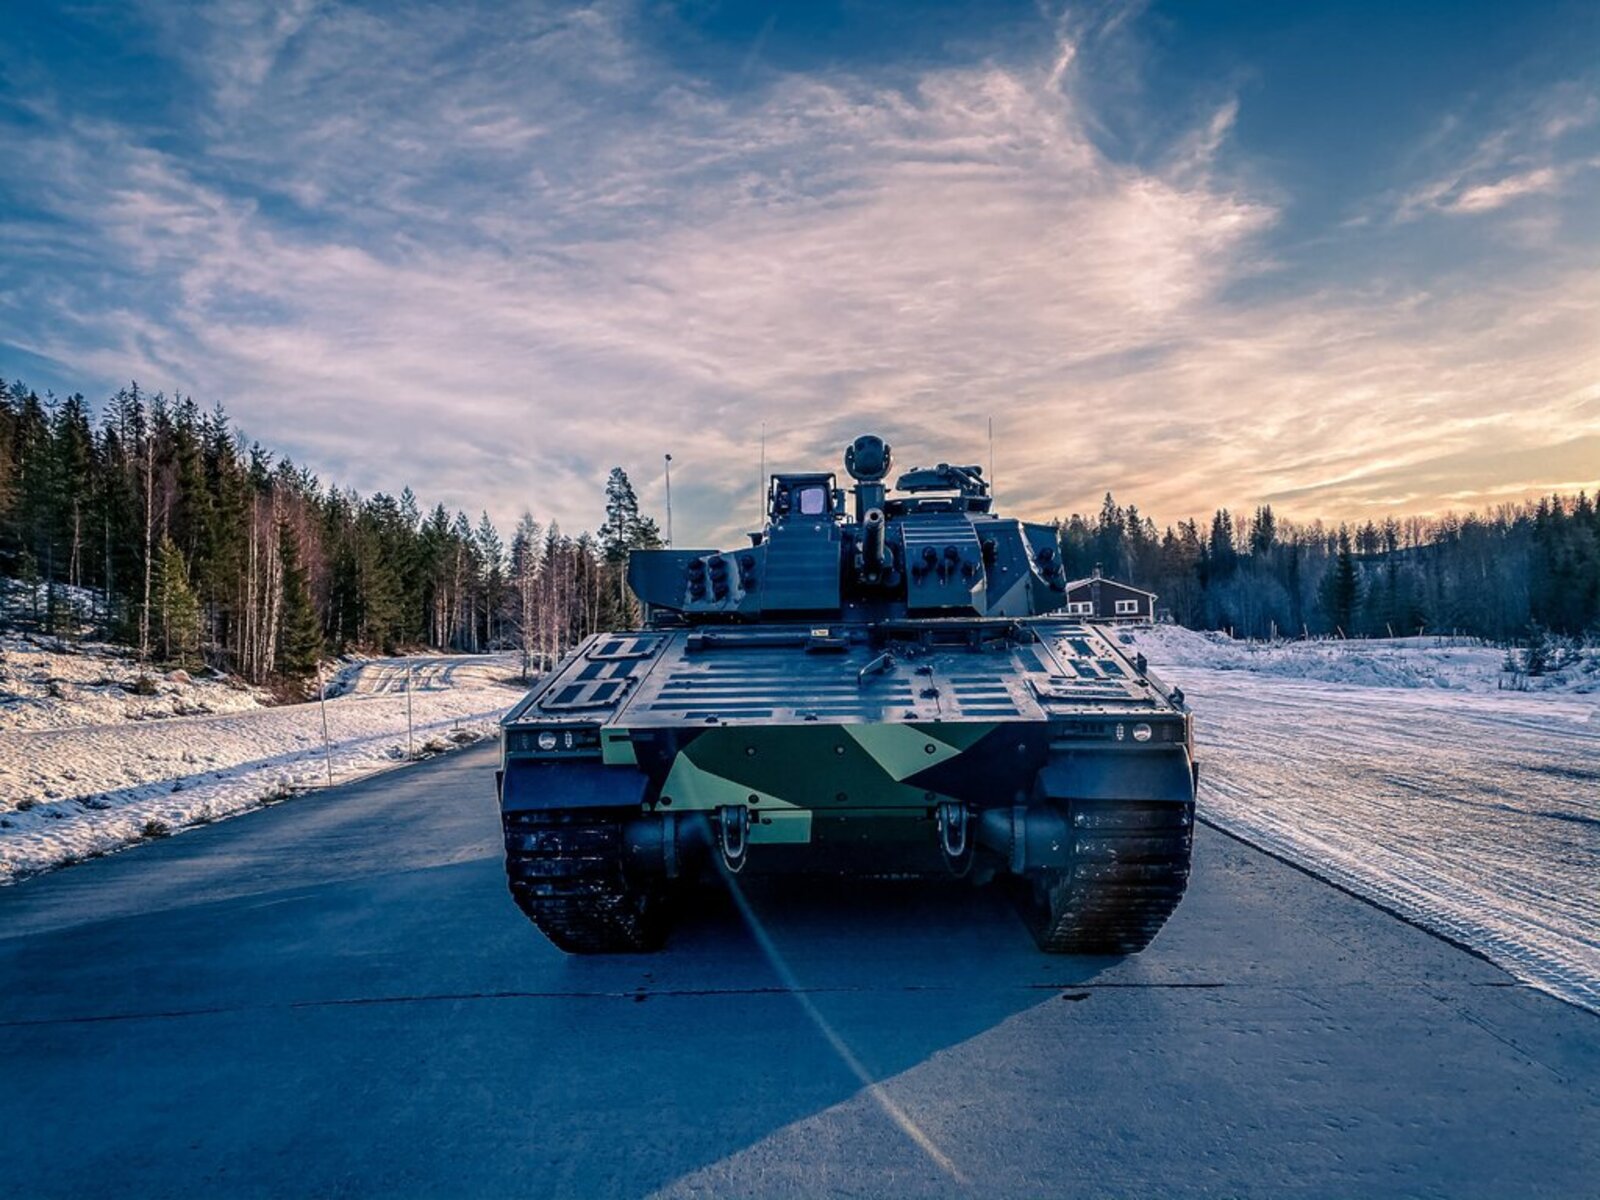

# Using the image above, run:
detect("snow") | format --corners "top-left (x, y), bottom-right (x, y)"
top-left (1127, 624), bottom-right (1600, 1013)
top-left (0, 635), bottom-right (273, 730)
top-left (0, 647), bottom-right (525, 882)
top-left (1131, 624), bottom-right (1600, 694)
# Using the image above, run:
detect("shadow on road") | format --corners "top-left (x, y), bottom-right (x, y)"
top-left (8, 741), bottom-right (1592, 1199)
top-left (0, 744), bottom-right (1115, 1195)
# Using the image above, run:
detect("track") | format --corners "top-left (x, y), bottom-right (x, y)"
top-left (1026, 800), bottom-right (1194, 953)
top-left (335, 654), bottom-right (518, 696)
top-left (503, 809), bottom-right (666, 952)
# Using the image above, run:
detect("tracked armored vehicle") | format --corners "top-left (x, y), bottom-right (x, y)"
top-left (498, 435), bottom-right (1197, 954)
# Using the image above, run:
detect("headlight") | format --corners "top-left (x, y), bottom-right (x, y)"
top-left (536, 731), bottom-right (559, 751)
top-left (1132, 723), bottom-right (1152, 742)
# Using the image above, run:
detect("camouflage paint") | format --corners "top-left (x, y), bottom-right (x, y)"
top-left (601, 729), bottom-right (638, 766)
top-left (656, 723), bottom-right (1000, 831)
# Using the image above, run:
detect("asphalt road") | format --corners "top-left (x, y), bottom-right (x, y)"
top-left (1, 744), bottom-right (1595, 1198)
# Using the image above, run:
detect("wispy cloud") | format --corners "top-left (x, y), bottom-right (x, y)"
top-left (1448, 165), bottom-right (1563, 213)
top-left (1394, 83), bottom-right (1599, 221)
top-left (1, 2), bottom-right (1596, 542)
top-left (199, 0), bottom-right (320, 112)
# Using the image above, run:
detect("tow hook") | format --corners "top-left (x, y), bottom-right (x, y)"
top-left (716, 805), bottom-right (749, 874)
top-left (936, 801), bottom-right (972, 875)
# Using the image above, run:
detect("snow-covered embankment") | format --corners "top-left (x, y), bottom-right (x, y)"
top-left (1126, 625), bottom-right (1600, 1013)
top-left (0, 648), bottom-right (523, 882)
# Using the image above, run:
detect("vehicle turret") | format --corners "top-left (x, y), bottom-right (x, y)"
top-left (628, 433), bottom-right (1069, 622)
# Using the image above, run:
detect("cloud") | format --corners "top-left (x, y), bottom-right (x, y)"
top-left (2, 2), bottom-right (1597, 546)
top-left (1403, 162), bottom-right (1577, 218)
top-left (201, 0), bottom-right (319, 112)
top-left (1393, 82), bottom-right (1599, 221)
top-left (1445, 165), bottom-right (1562, 212)
top-left (1261, 433), bottom-right (1600, 511)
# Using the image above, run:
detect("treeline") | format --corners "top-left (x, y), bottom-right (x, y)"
top-left (5, 377), bottom-right (1595, 675)
top-left (1058, 491), bottom-right (1600, 642)
top-left (0, 380), bottom-right (660, 682)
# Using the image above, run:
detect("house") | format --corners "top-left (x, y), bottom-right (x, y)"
top-left (1063, 564), bottom-right (1156, 623)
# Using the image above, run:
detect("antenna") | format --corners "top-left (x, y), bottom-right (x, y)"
top-left (988, 416), bottom-right (995, 501)
top-left (663, 453), bottom-right (673, 547)
top-left (758, 421), bottom-right (766, 527)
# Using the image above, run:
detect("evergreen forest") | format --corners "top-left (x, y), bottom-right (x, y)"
top-left (3, 379), bottom-right (1595, 686)
top-left (0, 380), bottom-right (659, 682)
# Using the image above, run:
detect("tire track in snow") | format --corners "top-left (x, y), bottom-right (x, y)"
top-left (1167, 668), bottom-right (1600, 1012)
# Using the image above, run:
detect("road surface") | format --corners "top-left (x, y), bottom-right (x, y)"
top-left (1, 743), bottom-right (1595, 1198)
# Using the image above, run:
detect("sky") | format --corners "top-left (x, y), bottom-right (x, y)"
top-left (1, 0), bottom-right (1597, 544)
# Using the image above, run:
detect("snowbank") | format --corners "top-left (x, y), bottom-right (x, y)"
top-left (1127, 623), bottom-right (1600, 1013)
top-left (0, 635), bottom-right (272, 730)
top-left (0, 651), bottom-right (525, 882)
top-left (1125, 624), bottom-right (1600, 694)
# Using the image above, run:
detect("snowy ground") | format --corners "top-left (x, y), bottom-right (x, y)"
top-left (1126, 625), bottom-right (1600, 1012)
top-left (1133, 624), bottom-right (1600, 693)
top-left (0, 634), bottom-right (274, 730)
top-left (0, 647), bottom-right (525, 882)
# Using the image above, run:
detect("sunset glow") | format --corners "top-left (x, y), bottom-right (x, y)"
top-left (2, 2), bottom-right (1595, 540)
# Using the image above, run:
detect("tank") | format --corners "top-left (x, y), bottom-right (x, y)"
top-left (497, 434), bottom-right (1197, 954)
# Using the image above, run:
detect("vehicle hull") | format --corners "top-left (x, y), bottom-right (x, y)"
top-left (499, 619), bottom-right (1196, 953)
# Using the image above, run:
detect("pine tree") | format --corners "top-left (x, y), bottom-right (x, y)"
top-left (12, 389), bottom-right (58, 630)
top-left (276, 520), bottom-right (323, 680)
top-left (1249, 505), bottom-right (1277, 555)
top-left (1208, 509), bottom-right (1238, 579)
top-left (476, 511), bottom-right (505, 650)
top-left (599, 467), bottom-right (662, 625)
top-left (196, 405), bottom-right (247, 663)
top-left (599, 468), bottom-right (642, 565)
top-left (1057, 513), bottom-right (1094, 580)
top-left (450, 510), bottom-right (479, 651)
top-left (0, 380), bottom-right (16, 541)
top-left (1094, 493), bottom-right (1126, 577)
top-left (1318, 527), bottom-right (1361, 635)
top-left (1523, 622), bottom-right (1552, 676)
top-left (54, 395), bottom-right (95, 595)
top-left (154, 534), bottom-right (201, 667)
